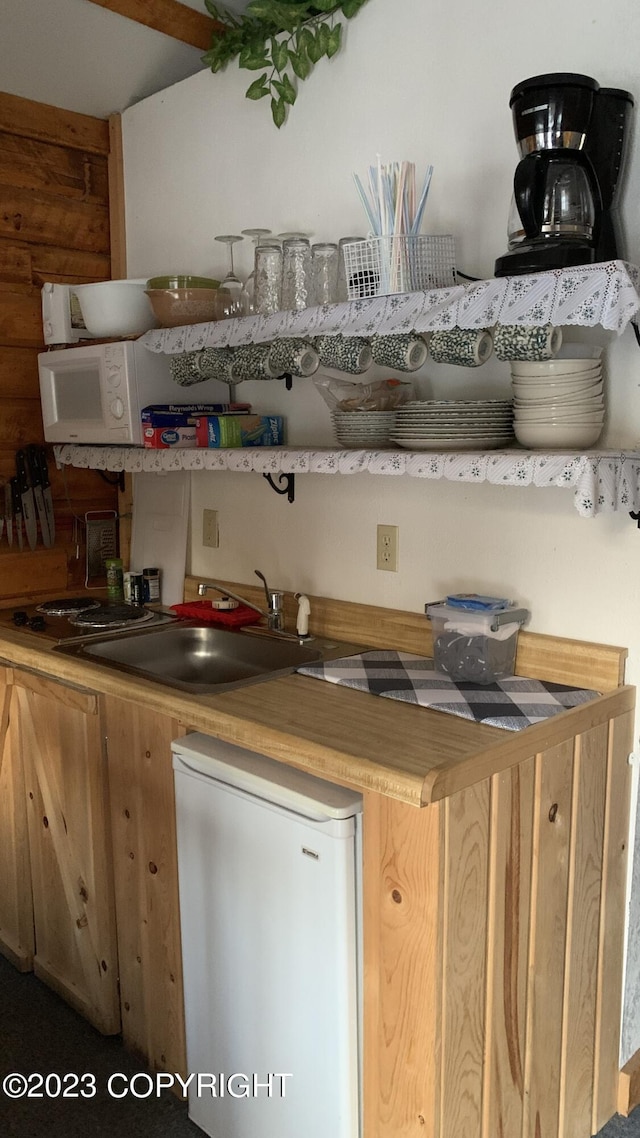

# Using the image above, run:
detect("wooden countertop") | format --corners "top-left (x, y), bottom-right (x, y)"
top-left (0, 620), bottom-right (633, 807)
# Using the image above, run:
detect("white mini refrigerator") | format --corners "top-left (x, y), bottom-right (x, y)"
top-left (172, 733), bottom-right (363, 1138)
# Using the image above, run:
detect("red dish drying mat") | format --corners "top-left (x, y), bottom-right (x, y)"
top-left (170, 600), bottom-right (261, 628)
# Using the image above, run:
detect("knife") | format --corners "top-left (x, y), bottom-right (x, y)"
top-left (37, 447), bottom-right (55, 546)
top-left (16, 450), bottom-right (37, 551)
top-left (25, 445), bottom-right (52, 548)
top-left (4, 482), bottom-right (12, 547)
top-left (10, 478), bottom-right (23, 551)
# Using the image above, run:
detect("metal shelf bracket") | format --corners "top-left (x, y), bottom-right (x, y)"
top-left (262, 472), bottom-right (295, 503)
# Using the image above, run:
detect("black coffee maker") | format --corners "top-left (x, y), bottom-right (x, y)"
top-left (495, 73), bottom-right (634, 277)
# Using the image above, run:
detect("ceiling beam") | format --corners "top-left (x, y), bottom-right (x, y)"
top-left (84, 0), bottom-right (223, 51)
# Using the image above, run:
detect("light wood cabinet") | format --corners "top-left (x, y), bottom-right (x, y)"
top-left (103, 695), bottom-right (187, 1076)
top-left (12, 668), bottom-right (119, 1034)
top-left (0, 667), bottom-right (34, 971)
top-left (362, 711), bottom-right (633, 1138)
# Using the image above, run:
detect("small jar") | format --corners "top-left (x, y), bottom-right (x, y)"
top-left (254, 243), bottom-right (283, 315)
top-left (129, 573), bottom-right (144, 605)
top-left (281, 238), bottom-right (312, 311)
top-left (142, 567), bottom-right (161, 603)
top-left (105, 558), bottom-right (124, 602)
top-left (123, 571), bottom-right (132, 603)
top-left (311, 243), bottom-right (339, 306)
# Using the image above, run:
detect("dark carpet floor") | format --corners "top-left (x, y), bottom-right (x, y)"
top-left (0, 950), bottom-right (639, 1136)
top-left (0, 952), bottom-right (200, 1137)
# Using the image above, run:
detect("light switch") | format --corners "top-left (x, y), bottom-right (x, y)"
top-left (202, 509), bottom-right (219, 549)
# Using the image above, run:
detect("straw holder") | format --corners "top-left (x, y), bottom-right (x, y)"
top-left (342, 235), bottom-right (456, 300)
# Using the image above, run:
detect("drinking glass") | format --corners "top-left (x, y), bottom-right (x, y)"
top-left (311, 242), bottom-right (339, 306)
top-left (214, 234), bottom-right (248, 318)
top-left (277, 231), bottom-right (309, 242)
top-left (241, 228), bottom-right (273, 314)
top-left (254, 243), bottom-right (283, 316)
top-left (281, 237), bottom-right (312, 311)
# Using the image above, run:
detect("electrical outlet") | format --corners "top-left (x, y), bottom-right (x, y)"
top-left (376, 524), bottom-right (398, 572)
top-left (202, 509), bottom-right (219, 549)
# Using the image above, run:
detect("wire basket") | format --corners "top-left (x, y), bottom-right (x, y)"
top-left (342, 235), bottom-right (456, 300)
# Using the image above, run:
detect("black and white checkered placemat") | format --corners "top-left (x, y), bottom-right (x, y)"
top-left (297, 650), bottom-right (600, 731)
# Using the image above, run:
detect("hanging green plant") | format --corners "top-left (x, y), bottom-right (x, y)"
top-left (203, 0), bottom-right (369, 128)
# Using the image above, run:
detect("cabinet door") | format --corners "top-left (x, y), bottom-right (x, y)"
top-left (0, 667), bottom-right (34, 970)
top-left (104, 696), bottom-right (186, 1076)
top-left (15, 670), bottom-right (120, 1034)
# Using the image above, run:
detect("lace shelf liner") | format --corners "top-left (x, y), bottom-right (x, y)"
top-left (54, 445), bottom-right (640, 518)
top-left (297, 650), bottom-right (600, 732)
top-left (138, 260), bottom-right (640, 355)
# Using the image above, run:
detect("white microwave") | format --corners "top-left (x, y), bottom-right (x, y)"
top-left (38, 341), bottom-right (225, 445)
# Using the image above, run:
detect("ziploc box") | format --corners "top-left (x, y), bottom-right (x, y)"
top-left (195, 415), bottom-right (285, 448)
top-left (141, 404), bottom-right (251, 449)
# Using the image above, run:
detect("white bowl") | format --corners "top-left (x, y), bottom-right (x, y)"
top-left (511, 366), bottom-right (601, 385)
top-left (514, 392), bottom-right (603, 410)
top-left (514, 408), bottom-right (605, 424)
top-left (512, 379), bottom-right (603, 401)
top-left (74, 279), bottom-right (158, 337)
top-left (514, 388), bottom-right (603, 406)
top-left (514, 422), bottom-right (604, 448)
top-left (510, 359), bottom-right (602, 378)
top-left (514, 407), bottom-right (605, 423)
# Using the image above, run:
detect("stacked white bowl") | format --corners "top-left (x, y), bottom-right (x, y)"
top-left (511, 358), bottom-right (604, 449)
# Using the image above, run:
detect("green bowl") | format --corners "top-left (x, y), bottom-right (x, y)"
top-left (146, 275), bottom-right (220, 290)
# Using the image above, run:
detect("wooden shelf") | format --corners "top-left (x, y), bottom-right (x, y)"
top-left (53, 444), bottom-right (640, 518)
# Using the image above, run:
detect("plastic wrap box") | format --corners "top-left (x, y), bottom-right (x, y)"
top-left (195, 415), bottom-right (284, 448)
top-left (426, 600), bottom-right (529, 685)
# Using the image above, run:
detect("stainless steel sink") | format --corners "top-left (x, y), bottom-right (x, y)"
top-left (55, 621), bottom-right (364, 694)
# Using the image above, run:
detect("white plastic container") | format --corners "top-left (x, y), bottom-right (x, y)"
top-left (73, 279), bottom-right (158, 337)
top-left (426, 600), bottom-right (529, 684)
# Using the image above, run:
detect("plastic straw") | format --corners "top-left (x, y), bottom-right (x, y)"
top-left (353, 173), bottom-right (379, 235)
top-left (410, 165), bottom-right (433, 235)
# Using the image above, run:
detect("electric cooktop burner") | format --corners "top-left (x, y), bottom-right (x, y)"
top-left (69, 604), bottom-right (157, 630)
top-left (36, 598), bottom-right (102, 617)
top-left (0, 597), bottom-right (175, 642)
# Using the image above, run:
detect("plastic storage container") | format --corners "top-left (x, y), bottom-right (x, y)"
top-left (426, 598), bottom-right (529, 684)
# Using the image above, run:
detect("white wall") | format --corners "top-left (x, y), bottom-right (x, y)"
top-left (122, 0), bottom-right (640, 1061)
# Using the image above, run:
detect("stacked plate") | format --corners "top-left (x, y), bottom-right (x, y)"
top-left (332, 410), bottom-right (397, 447)
top-left (390, 400), bottom-right (514, 450)
top-left (511, 359), bottom-right (604, 449)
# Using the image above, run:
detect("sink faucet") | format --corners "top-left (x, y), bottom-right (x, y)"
top-left (197, 570), bottom-right (284, 631)
top-left (197, 571), bottom-right (312, 640)
top-left (254, 570), bottom-right (285, 631)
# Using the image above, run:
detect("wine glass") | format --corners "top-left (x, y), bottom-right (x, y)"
top-left (214, 234), bottom-right (248, 318)
top-left (241, 228), bottom-right (273, 314)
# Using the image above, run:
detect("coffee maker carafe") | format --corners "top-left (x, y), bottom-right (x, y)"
top-left (495, 72), bottom-right (633, 277)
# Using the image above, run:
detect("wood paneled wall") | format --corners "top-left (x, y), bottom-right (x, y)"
top-left (0, 92), bottom-right (118, 602)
